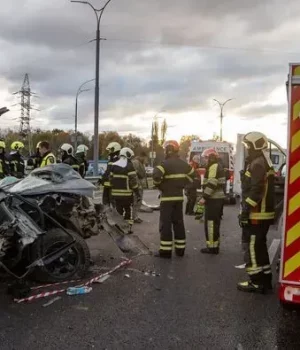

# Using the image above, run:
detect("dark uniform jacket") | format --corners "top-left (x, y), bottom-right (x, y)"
top-left (75, 153), bottom-right (88, 177)
top-left (62, 155), bottom-right (80, 173)
top-left (27, 151), bottom-right (41, 171)
top-left (153, 156), bottom-right (194, 201)
top-left (8, 152), bottom-right (25, 178)
top-left (40, 152), bottom-right (56, 167)
top-left (241, 154), bottom-right (275, 223)
top-left (202, 160), bottom-right (226, 199)
top-left (0, 153), bottom-right (10, 179)
top-left (102, 154), bottom-right (119, 187)
top-left (110, 158), bottom-right (139, 197)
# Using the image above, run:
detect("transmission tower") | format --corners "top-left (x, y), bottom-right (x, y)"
top-left (14, 74), bottom-right (36, 154)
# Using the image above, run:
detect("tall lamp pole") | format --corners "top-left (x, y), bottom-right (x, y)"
top-left (213, 98), bottom-right (233, 141)
top-left (71, 0), bottom-right (113, 176)
top-left (74, 79), bottom-right (95, 150)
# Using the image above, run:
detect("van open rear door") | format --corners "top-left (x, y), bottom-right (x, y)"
top-left (279, 63), bottom-right (300, 304)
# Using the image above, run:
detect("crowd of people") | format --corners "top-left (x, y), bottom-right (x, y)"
top-left (0, 139), bottom-right (89, 179)
top-left (103, 132), bottom-right (276, 295)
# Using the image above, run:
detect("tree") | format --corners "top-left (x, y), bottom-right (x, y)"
top-left (179, 135), bottom-right (201, 160)
top-left (160, 119), bottom-right (167, 146)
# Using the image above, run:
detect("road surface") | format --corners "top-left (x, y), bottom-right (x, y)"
top-left (0, 190), bottom-right (299, 350)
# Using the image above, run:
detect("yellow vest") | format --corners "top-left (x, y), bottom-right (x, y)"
top-left (40, 153), bottom-right (56, 167)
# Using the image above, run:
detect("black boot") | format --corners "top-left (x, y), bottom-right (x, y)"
top-left (237, 281), bottom-right (265, 294)
top-left (175, 248), bottom-right (185, 257)
top-left (153, 251), bottom-right (172, 259)
top-left (200, 247), bottom-right (219, 255)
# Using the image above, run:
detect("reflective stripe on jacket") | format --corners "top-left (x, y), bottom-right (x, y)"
top-left (153, 156), bottom-right (194, 201)
top-left (241, 155), bottom-right (275, 222)
top-left (110, 159), bottom-right (138, 197)
top-left (202, 162), bottom-right (226, 199)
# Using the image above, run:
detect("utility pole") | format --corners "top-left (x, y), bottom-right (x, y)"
top-left (71, 0), bottom-right (113, 176)
top-left (150, 111), bottom-right (165, 167)
top-left (213, 98), bottom-right (233, 141)
top-left (13, 74), bottom-right (37, 155)
top-left (74, 78), bottom-right (94, 151)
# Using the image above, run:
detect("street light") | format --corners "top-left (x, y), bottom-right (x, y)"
top-left (74, 78), bottom-right (95, 150)
top-left (213, 98), bottom-right (233, 141)
top-left (151, 111), bottom-right (165, 167)
top-left (71, 0), bottom-right (113, 176)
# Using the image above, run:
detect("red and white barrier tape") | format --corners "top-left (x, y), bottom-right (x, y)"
top-left (31, 279), bottom-right (81, 290)
top-left (14, 259), bottom-right (132, 304)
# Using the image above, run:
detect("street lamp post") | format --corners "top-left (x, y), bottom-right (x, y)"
top-left (74, 79), bottom-right (95, 150)
top-left (71, 0), bottom-right (113, 176)
top-left (213, 98), bottom-right (233, 141)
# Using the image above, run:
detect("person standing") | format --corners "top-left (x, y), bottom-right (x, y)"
top-left (101, 142), bottom-right (121, 206)
top-left (110, 147), bottom-right (140, 232)
top-left (185, 155), bottom-right (201, 215)
top-left (75, 144), bottom-right (89, 178)
top-left (26, 141), bottom-right (42, 173)
top-left (8, 141), bottom-right (25, 178)
top-left (0, 140), bottom-right (10, 179)
top-left (199, 148), bottom-right (226, 255)
top-left (39, 141), bottom-right (56, 167)
top-left (237, 131), bottom-right (275, 293)
top-left (132, 151), bottom-right (147, 223)
top-left (153, 140), bottom-right (194, 258)
top-left (60, 143), bottom-right (80, 172)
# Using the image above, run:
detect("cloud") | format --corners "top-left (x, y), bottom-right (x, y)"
top-left (0, 0), bottom-right (297, 147)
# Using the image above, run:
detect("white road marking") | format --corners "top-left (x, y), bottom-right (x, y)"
top-left (268, 239), bottom-right (281, 264)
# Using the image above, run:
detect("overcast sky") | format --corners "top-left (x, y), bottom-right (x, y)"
top-left (1, 0), bottom-right (299, 146)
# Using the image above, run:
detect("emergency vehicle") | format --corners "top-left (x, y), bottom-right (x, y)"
top-left (279, 63), bottom-right (300, 305)
top-left (187, 140), bottom-right (236, 204)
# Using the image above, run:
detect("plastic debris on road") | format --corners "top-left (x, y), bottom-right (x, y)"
top-left (94, 275), bottom-right (111, 284)
top-left (124, 274), bottom-right (130, 278)
top-left (43, 296), bottom-right (61, 307)
top-left (234, 263), bottom-right (246, 269)
top-left (67, 286), bottom-right (92, 296)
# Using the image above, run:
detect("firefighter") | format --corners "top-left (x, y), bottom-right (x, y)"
top-left (26, 141), bottom-right (42, 172)
top-left (8, 141), bottom-right (25, 178)
top-left (60, 143), bottom-right (79, 172)
top-left (0, 140), bottom-right (9, 179)
top-left (110, 147), bottom-right (140, 231)
top-left (185, 155), bottom-right (201, 215)
top-left (39, 141), bottom-right (56, 167)
top-left (101, 142), bottom-right (121, 206)
top-left (199, 148), bottom-right (226, 255)
top-left (153, 140), bottom-right (194, 258)
top-left (237, 131), bottom-right (275, 294)
top-left (75, 144), bottom-right (89, 177)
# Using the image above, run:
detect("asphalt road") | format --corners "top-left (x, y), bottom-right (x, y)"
top-left (0, 190), bottom-right (299, 350)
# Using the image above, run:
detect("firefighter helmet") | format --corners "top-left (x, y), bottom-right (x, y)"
top-left (0, 140), bottom-right (5, 149)
top-left (106, 142), bottom-right (121, 154)
top-left (201, 148), bottom-right (219, 158)
top-left (11, 141), bottom-right (24, 151)
top-left (60, 143), bottom-right (73, 155)
top-left (163, 140), bottom-right (179, 154)
top-left (76, 144), bottom-right (89, 154)
top-left (242, 131), bottom-right (268, 151)
top-left (120, 147), bottom-right (134, 159)
top-left (36, 141), bottom-right (42, 149)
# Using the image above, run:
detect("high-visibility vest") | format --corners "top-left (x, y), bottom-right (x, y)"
top-left (40, 153), bottom-right (56, 167)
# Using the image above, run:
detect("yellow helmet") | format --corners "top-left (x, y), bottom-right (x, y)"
top-left (11, 141), bottom-right (25, 151)
top-left (0, 140), bottom-right (5, 149)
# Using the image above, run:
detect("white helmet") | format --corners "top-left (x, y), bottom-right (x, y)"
top-left (242, 132), bottom-right (268, 151)
top-left (120, 147), bottom-right (134, 159)
top-left (76, 144), bottom-right (89, 154)
top-left (106, 142), bottom-right (121, 154)
top-left (192, 155), bottom-right (200, 163)
top-left (60, 143), bottom-right (73, 155)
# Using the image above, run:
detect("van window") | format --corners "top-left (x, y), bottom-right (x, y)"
top-left (271, 154), bottom-right (280, 165)
top-left (190, 152), bottom-right (229, 168)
